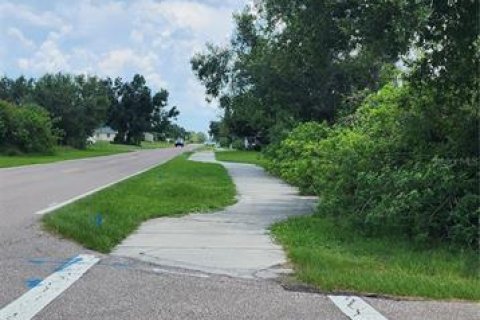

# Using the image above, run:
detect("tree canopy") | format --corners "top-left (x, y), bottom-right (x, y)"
top-left (106, 75), bottom-right (178, 145)
top-left (0, 73), bottom-right (180, 149)
top-left (192, 0), bottom-right (478, 145)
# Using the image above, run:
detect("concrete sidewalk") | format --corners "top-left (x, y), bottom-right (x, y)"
top-left (112, 151), bottom-right (317, 278)
top-left (106, 152), bottom-right (478, 320)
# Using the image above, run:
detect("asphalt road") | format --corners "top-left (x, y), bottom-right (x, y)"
top-left (0, 148), bottom-right (478, 320)
top-left (0, 147), bottom-right (193, 316)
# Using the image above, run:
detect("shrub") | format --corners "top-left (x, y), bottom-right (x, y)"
top-left (232, 138), bottom-right (245, 150)
top-left (266, 85), bottom-right (478, 248)
top-left (0, 100), bottom-right (56, 154)
top-left (265, 122), bottom-right (330, 194)
top-left (217, 137), bottom-right (231, 148)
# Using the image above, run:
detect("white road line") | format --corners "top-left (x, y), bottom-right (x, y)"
top-left (0, 254), bottom-right (99, 320)
top-left (34, 160), bottom-right (166, 215)
top-left (328, 295), bottom-right (388, 320)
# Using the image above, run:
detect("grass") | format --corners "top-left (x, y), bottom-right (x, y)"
top-left (0, 141), bottom-right (172, 168)
top-left (215, 150), bottom-right (266, 167)
top-left (139, 141), bottom-right (173, 149)
top-left (271, 215), bottom-right (480, 301)
top-left (43, 154), bottom-right (236, 253)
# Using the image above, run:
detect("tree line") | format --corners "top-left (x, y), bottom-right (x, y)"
top-left (192, 1), bottom-right (478, 248)
top-left (0, 73), bottom-right (183, 153)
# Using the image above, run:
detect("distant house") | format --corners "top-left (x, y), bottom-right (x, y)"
top-left (94, 126), bottom-right (117, 142)
top-left (144, 132), bottom-right (155, 142)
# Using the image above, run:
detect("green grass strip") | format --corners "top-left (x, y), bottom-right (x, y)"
top-left (0, 141), bottom-right (173, 168)
top-left (271, 215), bottom-right (480, 301)
top-left (215, 150), bottom-right (266, 167)
top-left (43, 154), bottom-right (236, 253)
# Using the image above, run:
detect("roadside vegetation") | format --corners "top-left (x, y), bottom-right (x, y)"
top-left (0, 140), bottom-right (175, 168)
top-left (0, 73), bottom-right (204, 166)
top-left (215, 150), bottom-right (266, 167)
top-left (193, 1), bottom-right (478, 299)
top-left (43, 154), bottom-right (236, 253)
top-left (272, 216), bottom-right (479, 300)
top-left (0, 142), bottom-right (133, 168)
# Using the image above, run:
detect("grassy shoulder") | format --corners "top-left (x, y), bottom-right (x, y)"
top-left (215, 150), bottom-right (266, 167)
top-left (271, 215), bottom-right (480, 301)
top-left (139, 141), bottom-right (173, 149)
top-left (0, 141), bottom-right (172, 168)
top-left (43, 154), bottom-right (236, 253)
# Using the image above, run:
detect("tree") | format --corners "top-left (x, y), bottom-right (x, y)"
top-left (164, 123), bottom-right (187, 140)
top-left (0, 100), bottom-right (56, 154)
top-left (192, 1), bottom-right (423, 142)
top-left (208, 121), bottom-right (221, 140)
top-left (107, 75), bottom-right (178, 145)
top-left (151, 89), bottom-right (180, 138)
top-left (189, 132), bottom-right (207, 143)
top-left (34, 73), bottom-right (110, 149)
top-left (0, 76), bottom-right (35, 105)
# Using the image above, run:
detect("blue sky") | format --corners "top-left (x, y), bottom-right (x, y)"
top-left (0, 0), bottom-right (247, 133)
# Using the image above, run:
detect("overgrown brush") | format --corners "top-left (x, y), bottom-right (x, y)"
top-left (266, 85), bottom-right (479, 249)
top-left (0, 100), bottom-right (57, 154)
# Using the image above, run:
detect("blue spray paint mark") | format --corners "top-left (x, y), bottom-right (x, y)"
top-left (54, 256), bottom-right (83, 272)
top-left (25, 278), bottom-right (42, 288)
top-left (28, 258), bottom-right (47, 265)
top-left (95, 213), bottom-right (103, 227)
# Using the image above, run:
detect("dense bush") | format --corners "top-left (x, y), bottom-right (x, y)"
top-left (265, 122), bottom-right (330, 194)
top-left (266, 85), bottom-right (479, 249)
top-left (217, 137), bottom-right (231, 148)
top-left (0, 100), bottom-right (56, 154)
top-left (232, 138), bottom-right (245, 150)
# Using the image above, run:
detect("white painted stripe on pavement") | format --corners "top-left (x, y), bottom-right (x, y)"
top-left (34, 160), bottom-right (168, 215)
top-left (328, 295), bottom-right (388, 320)
top-left (0, 254), bottom-right (99, 320)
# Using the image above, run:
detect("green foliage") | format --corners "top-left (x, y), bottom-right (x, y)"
top-left (33, 73), bottom-right (111, 149)
top-left (0, 76), bottom-right (34, 105)
top-left (215, 150), bottom-right (266, 167)
top-left (231, 138), bottom-right (245, 150)
top-left (0, 73), bottom-right (181, 150)
top-left (107, 75), bottom-right (178, 146)
top-left (192, 1), bottom-right (429, 142)
top-left (217, 137), bottom-right (231, 148)
top-left (271, 215), bottom-right (480, 300)
top-left (188, 132), bottom-right (207, 143)
top-left (0, 100), bottom-right (56, 154)
top-left (267, 85), bottom-right (478, 248)
top-left (43, 154), bottom-right (236, 253)
top-left (265, 122), bottom-right (330, 194)
top-left (162, 123), bottom-right (187, 141)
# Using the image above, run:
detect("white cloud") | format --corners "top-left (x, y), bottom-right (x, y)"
top-left (7, 27), bottom-right (35, 48)
top-left (97, 48), bottom-right (167, 89)
top-left (130, 30), bottom-right (144, 44)
top-left (98, 49), bottom-right (155, 75)
top-left (2, 0), bottom-right (245, 131)
top-left (135, 0), bottom-right (234, 43)
top-left (145, 73), bottom-right (167, 90)
top-left (0, 2), bottom-right (63, 29)
top-left (18, 39), bottom-right (70, 72)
